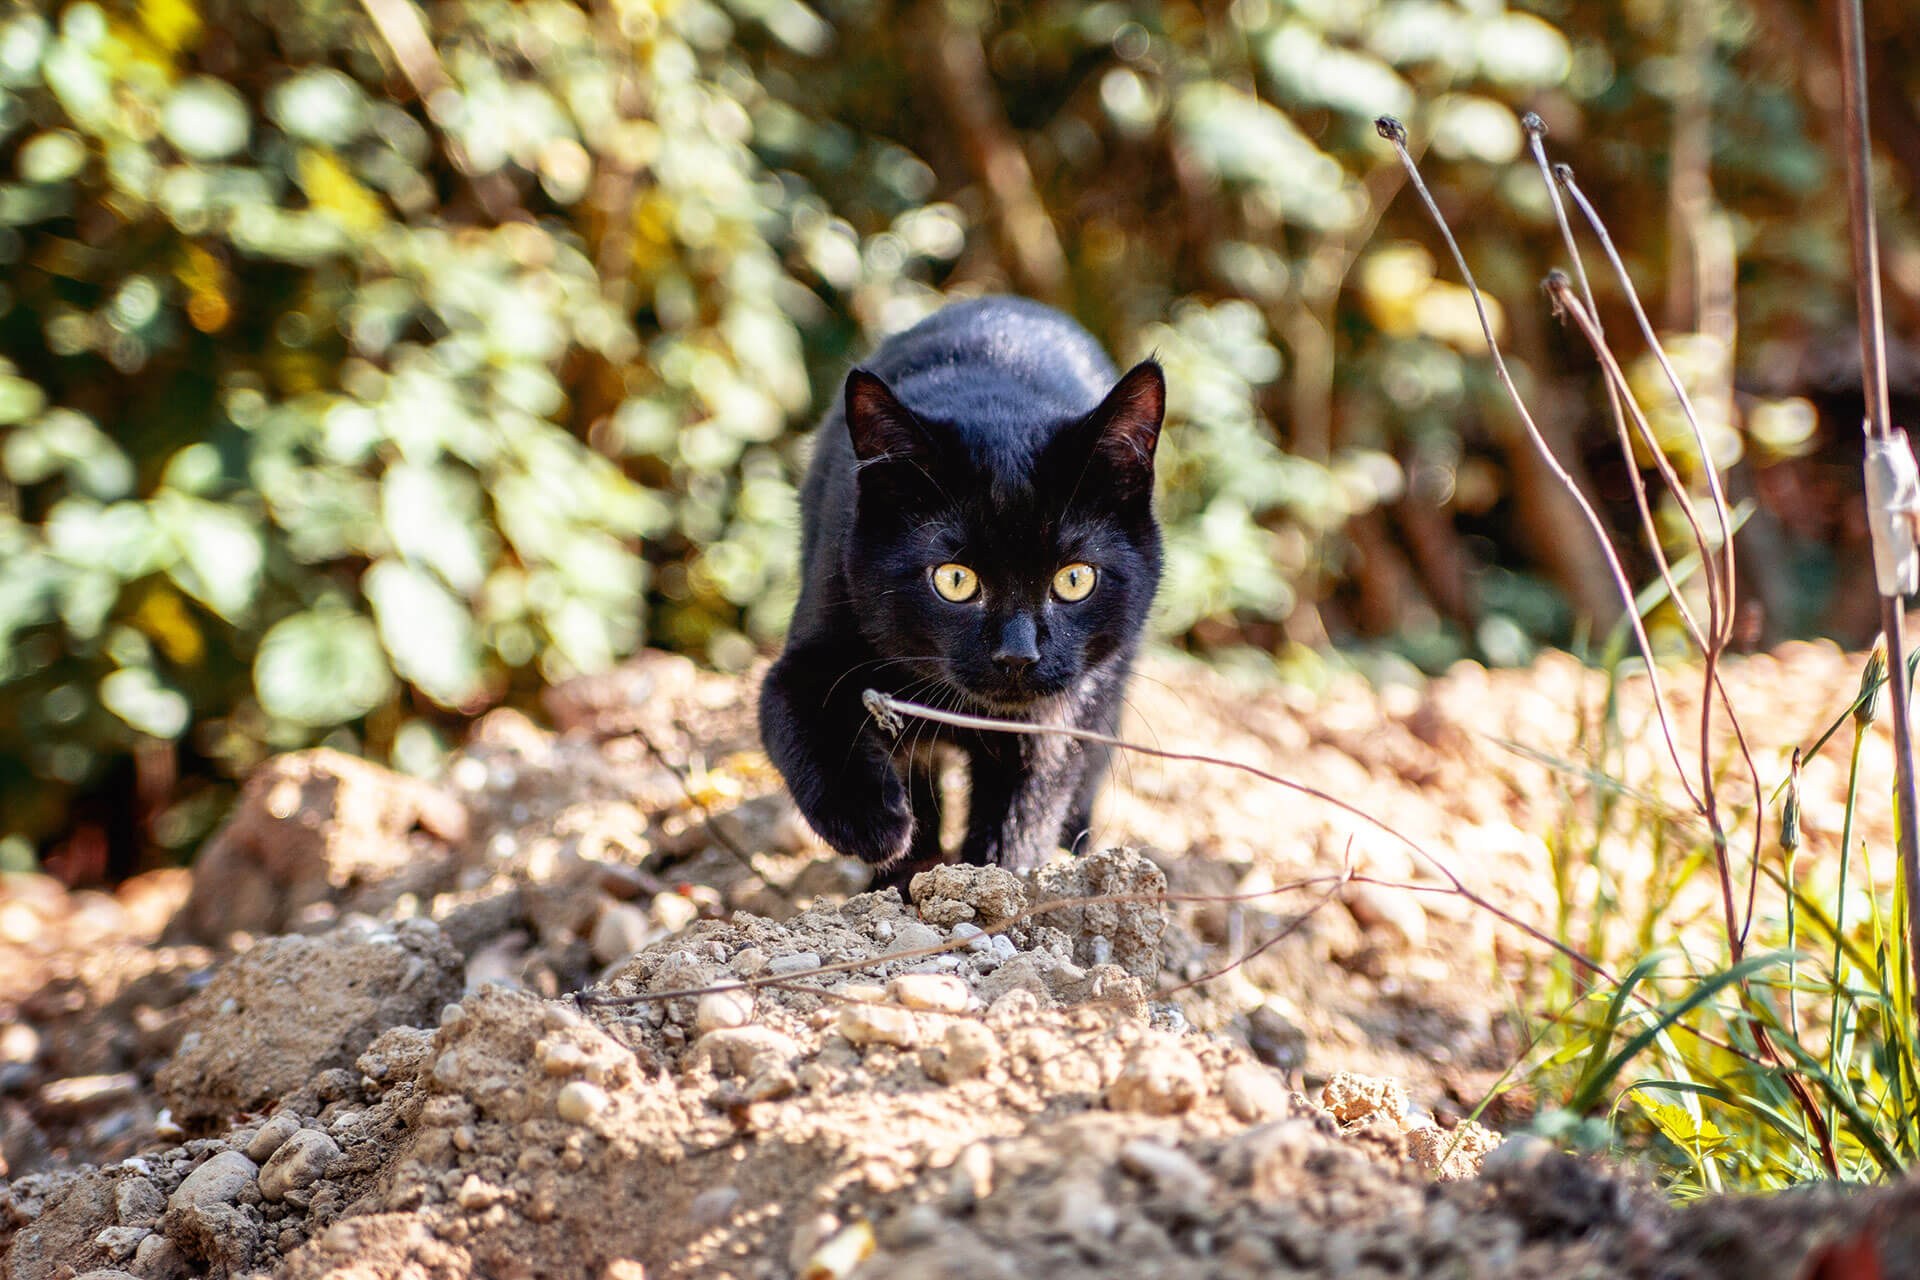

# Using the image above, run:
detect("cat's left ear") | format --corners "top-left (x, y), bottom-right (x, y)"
top-left (1082, 360), bottom-right (1165, 498)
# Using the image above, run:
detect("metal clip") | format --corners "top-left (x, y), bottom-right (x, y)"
top-left (1864, 427), bottom-right (1920, 597)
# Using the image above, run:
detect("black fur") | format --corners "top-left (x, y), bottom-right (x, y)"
top-left (759, 297), bottom-right (1165, 888)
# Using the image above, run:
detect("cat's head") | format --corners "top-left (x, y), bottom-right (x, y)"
top-left (841, 360), bottom-right (1165, 711)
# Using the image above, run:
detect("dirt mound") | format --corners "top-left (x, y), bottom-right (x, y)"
top-left (4, 643), bottom-right (1917, 1278)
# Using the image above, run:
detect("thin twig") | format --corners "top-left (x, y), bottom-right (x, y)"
top-left (1372, 117), bottom-right (1701, 814)
top-left (628, 723), bottom-right (785, 900)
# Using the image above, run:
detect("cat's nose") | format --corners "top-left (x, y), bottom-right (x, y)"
top-left (992, 616), bottom-right (1040, 676)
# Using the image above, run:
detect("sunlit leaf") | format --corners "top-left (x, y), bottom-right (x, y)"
top-left (161, 76), bottom-right (251, 161)
top-left (99, 666), bottom-right (190, 738)
top-left (364, 558), bottom-right (486, 708)
top-left (253, 607), bottom-right (395, 727)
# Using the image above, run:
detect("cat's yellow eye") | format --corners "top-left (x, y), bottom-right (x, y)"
top-left (931, 563), bottom-right (980, 602)
top-left (1052, 562), bottom-right (1096, 602)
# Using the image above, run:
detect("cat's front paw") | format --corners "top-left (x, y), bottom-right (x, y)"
top-left (819, 766), bottom-right (914, 867)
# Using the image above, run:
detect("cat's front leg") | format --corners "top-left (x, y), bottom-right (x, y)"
top-left (759, 645), bottom-right (914, 868)
top-left (960, 733), bottom-right (1084, 874)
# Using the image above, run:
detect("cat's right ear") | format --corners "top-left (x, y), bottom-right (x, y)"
top-left (844, 369), bottom-right (924, 463)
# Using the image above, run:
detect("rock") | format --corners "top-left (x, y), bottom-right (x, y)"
top-left (178, 749), bottom-right (465, 944)
top-left (1406, 1119), bottom-right (1502, 1180)
top-left (161, 1150), bottom-right (261, 1269)
top-left (768, 951), bottom-right (823, 976)
top-left (1119, 1138), bottom-right (1213, 1207)
top-left (71, 1271), bottom-right (141, 1280)
top-left (694, 1026), bottom-right (802, 1078)
top-left (591, 902), bottom-right (656, 964)
top-left (258, 1128), bottom-right (340, 1201)
top-left (1032, 847), bottom-right (1168, 980)
top-left (891, 921), bottom-right (944, 955)
top-left (838, 1004), bottom-right (920, 1049)
top-left (166, 1151), bottom-right (258, 1216)
top-left (1106, 1041), bottom-right (1204, 1115)
top-left (909, 864), bottom-right (1027, 931)
top-left (112, 1177), bottom-right (165, 1228)
top-left (887, 973), bottom-right (968, 1013)
top-left (951, 922), bottom-right (990, 953)
top-left (1321, 1070), bottom-right (1407, 1126)
top-left (923, 1021), bottom-right (999, 1084)
top-left (244, 1113), bottom-right (302, 1164)
top-left (154, 920), bottom-right (463, 1125)
top-left (1246, 999), bottom-right (1308, 1071)
top-left (91, 1226), bottom-right (149, 1261)
top-left (130, 1233), bottom-right (188, 1280)
top-left (1342, 882), bottom-right (1428, 950)
top-left (1222, 1063), bottom-right (1290, 1123)
top-left (356, 1025), bottom-right (437, 1086)
top-left (651, 891), bottom-right (700, 934)
top-left (557, 1080), bottom-right (612, 1124)
top-left (694, 986), bottom-right (754, 1034)
top-left (689, 1184), bottom-right (740, 1227)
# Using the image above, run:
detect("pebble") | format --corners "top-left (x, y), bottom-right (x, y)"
top-left (838, 1004), bottom-right (919, 1049)
top-left (1120, 1138), bottom-right (1212, 1207)
top-left (946, 1142), bottom-right (994, 1209)
top-left (689, 1184), bottom-right (740, 1227)
top-left (1106, 1042), bottom-right (1205, 1115)
top-left (951, 922), bottom-right (990, 953)
top-left (788, 1213), bottom-right (841, 1273)
top-left (694, 986), bottom-right (754, 1034)
top-left (927, 1021), bottom-right (998, 1082)
top-left (245, 1113), bottom-right (302, 1163)
top-left (1342, 882), bottom-right (1428, 950)
top-left (651, 891), bottom-right (700, 934)
top-left (113, 1177), bottom-right (164, 1227)
top-left (989, 935), bottom-right (1017, 963)
top-left (732, 947), bottom-right (769, 977)
top-left (132, 1235), bottom-right (186, 1277)
top-left (1222, 1063), bottom-right (1291, 1124)
top-left (591, 902), bottom-right (655, 965)
top-left (537, 1040), bottom-right (589, 1077)
top-left (167, 1150), bottom-right (259, 1216)
top-left (0, 1022), bottom-right (39, 1064)
top-left (92, 1225), bottom-right (149, 1261)
top-left (695, 1026), bottom-right (802, 1077)
top-left (798, 1218), bottom-right (874, 1280)
top-left (1052, 1179), bottom-right (1118, 1243)
top-left (768, 951), bottom-right (823, 976)
top-left (557, 1080), bottom-right (612, 1124)
top-left (259, 1128), bottom-right (340, 1201)
top-left (891, 922), bottom-right (943, 954)
top-left (37, 1073), bottom-right (139, 1114)
top-left (887, 973), bottom-right (968, 1013)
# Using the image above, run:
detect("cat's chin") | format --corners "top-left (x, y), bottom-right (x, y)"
top-left (956, 685), bottom-right (1064, 717)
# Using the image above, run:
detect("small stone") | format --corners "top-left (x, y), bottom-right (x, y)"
top-left (694, 1026), bottom-right (801, 1078)
top-left (591, 902), bottom-right (655, 965)
top-left (37, 1073), bottom-right (140, 1114)
top-left (945, 1142), bottom-right (993, 1210)
top-left (891, 921), bottom-right (943, 954)
top-left (1406, 1118), bottom-right (1502, 1181)
top-left (838, 1004), bottom-right (919, 1049)
top-left (886, 973), bottom-right (968, 1013)
top-left (651, 891), bottom-right (700, 934)
top-left (0, 1021), bottom-right (39, 1064)
top-left (93, 1225), bottom-right (150, 1261)
top-left (798, 1218), bottom-right (874, 1280)
top-left (602, 1261), bottom-right (646, 1280)
top-left (689, 1184), bottom-right (740, 1227)
top-left (1222, 1063), bottom-right (1290, 1123)
top-left (113, 1176), bottom-right (165, 1228)
top-left (788, 1214), bottom-right (841, 1274)
top-left (1246, 1000), bottom-right (1308, 1071)
top-left (1480, 1132), bottom-right (1554, 1179)
top-left (131, 1233), bottom-right (187, 1280)
top-left (1051, 1179), bottom-right (1117, 1244)
top-left (1342, 882), bottom-right (1428, 950)
top-left (989, 935), bottom-right (1017, 963)
top-left (1119, 1138), bottom-right (1212, 1207)
top-left (768, 951), bottom-right (823, 976)
top-left (245, 1113), bottom-right (302, 1163)
top-left (924, 1021), bottom-right (998, 1083)
top-left (1321, 1070), bottom-right (1407, 1126)
top-left (731, 947), bottom-right (769, 977)
top-left (258, 1128), bottom-right (340, 1201)
top-left (537, 1040), bottom-right (589, 1077)
top-left (557, 1080), bottom-right (612, 1124)
top-left (694, 986), bottom-right (754, 1034)
top-left (1106, 1042), bottom-right (1204, 1115)
top-left (167, 1150), bottom-right (259, 1215)
top-left (951, 922), bottom-right (990, 953)
top-left (457, 1174), bottom-right (506, 1210)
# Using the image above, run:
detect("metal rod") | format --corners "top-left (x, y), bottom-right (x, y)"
top-left (1838, 0), bottom-right (1920, 1008)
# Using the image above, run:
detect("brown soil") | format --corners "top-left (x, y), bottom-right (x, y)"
top-left (2, 645), bottom-right (1917, 1279)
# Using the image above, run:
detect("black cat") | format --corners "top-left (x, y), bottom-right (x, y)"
top-left (759, 297), bottom-right (1165, 888)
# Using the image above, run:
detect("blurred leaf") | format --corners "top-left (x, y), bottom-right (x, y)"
top-left (99, 666), bottom-right (190, 738)
top-left (364, 558), bottom-right (485, 708)
top-left (253, 607), bottom-right (396, 727)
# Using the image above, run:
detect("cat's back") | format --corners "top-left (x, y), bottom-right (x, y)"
top-left (865, 296), bottom-right (1117, 428)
